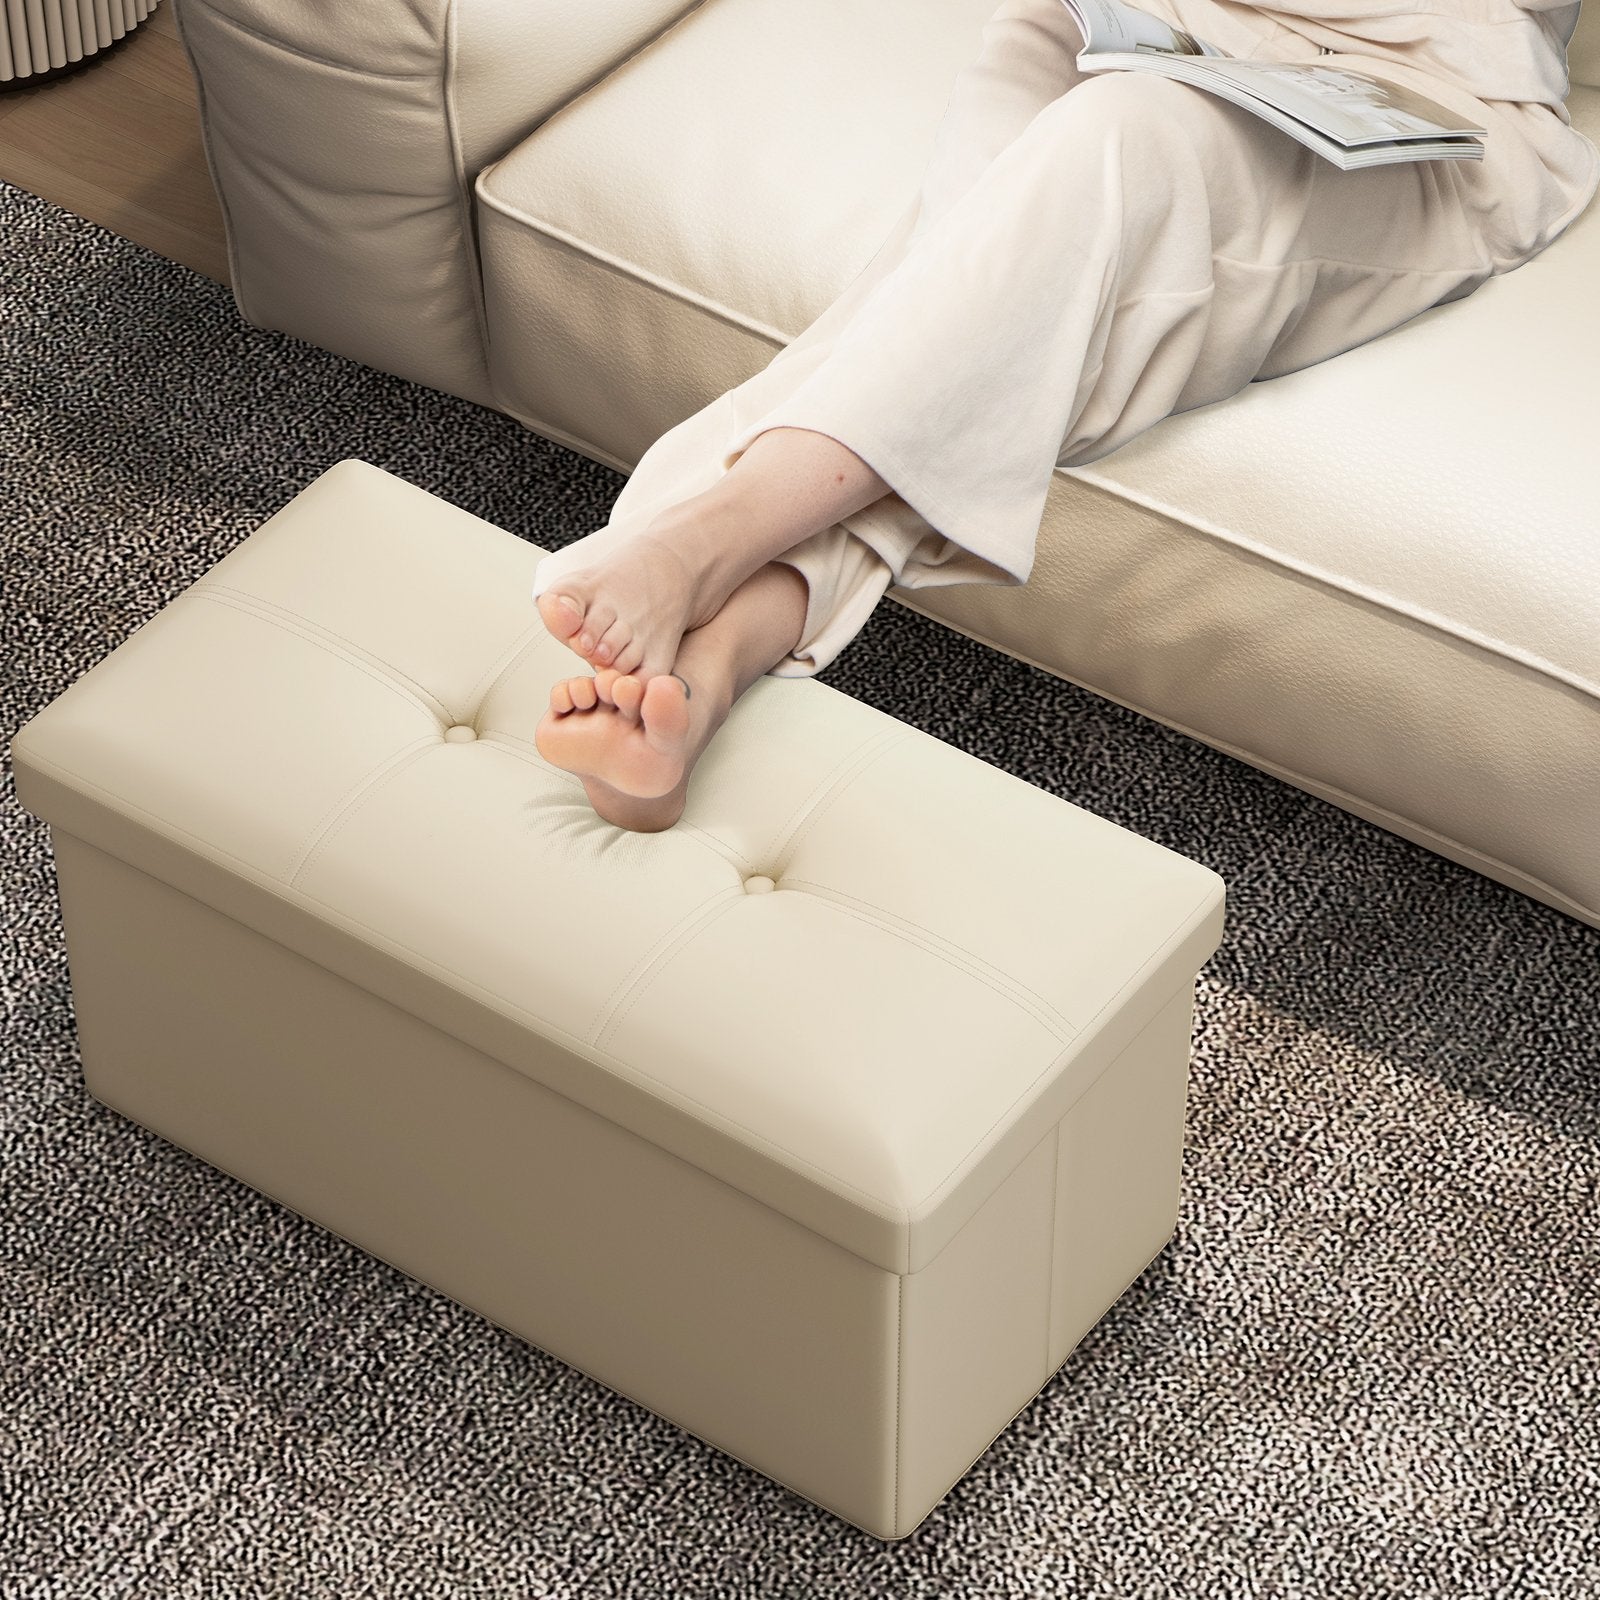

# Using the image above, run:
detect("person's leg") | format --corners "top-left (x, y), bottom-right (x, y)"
top-left (533, 560), bottom-right (809, 832)
top-left (908, 0), bottom-right (1090, 240)
top-left (711, 68), bottom-right (1517, 616)
top-left (532, 0), bottom-right (1091, 687)
top-left (536, 6), bottom-right (1534, 832)
top-left (534, 424), bottom-right (891, 683)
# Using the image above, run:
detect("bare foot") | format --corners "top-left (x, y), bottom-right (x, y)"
top-left (535, 522), bottom-right (727, 684)
top-left (534, 666), bottom-right (703, 829)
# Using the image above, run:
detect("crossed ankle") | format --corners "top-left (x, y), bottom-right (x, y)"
top-left (644, 502), bottom-right (752, 618)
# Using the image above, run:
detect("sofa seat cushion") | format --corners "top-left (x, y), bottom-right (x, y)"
top-left (474, 0), bottom-right (1000, 468)
top-left (920, 87), bottom-right (1598, 925)
top-left (474, 0), bottom-right (1600, 920)
top-left (1066, 87), bottom-right (1600, 742)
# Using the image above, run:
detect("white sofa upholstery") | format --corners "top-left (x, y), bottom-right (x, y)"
top-left (174, 0), bottom-right (1600, 927)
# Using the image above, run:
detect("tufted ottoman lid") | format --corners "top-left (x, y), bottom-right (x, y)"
top-left (12, 460), bottom-right (1225, 1275)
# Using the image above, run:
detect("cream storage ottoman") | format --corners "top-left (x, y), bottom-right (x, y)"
top-left (12, 458), bottom-right (1226, 1541)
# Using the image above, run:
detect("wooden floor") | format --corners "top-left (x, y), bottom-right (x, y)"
top-left (0, 2), bottom-right (229, 283)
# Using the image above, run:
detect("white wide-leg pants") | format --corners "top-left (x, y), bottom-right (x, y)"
top-left (530, 0), bottom-right (1590, 678)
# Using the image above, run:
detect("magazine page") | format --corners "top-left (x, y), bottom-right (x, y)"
top-left (1182, 58), bottom-right (1487, 144)
top-left (1107, 56), bottom-right (1483, 166)
top-left (1059, 0), bottom-right (1227, 58)
top-left (1056, 0), bottom-right (1486, 163)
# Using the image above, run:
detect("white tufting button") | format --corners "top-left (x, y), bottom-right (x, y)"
top-left (443, 724), bottom-right (478, 743)
top-left (744, 875), bottom-right (776, 894)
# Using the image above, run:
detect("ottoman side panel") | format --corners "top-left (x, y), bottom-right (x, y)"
top-left (1049, 984), bottom-right (1195, 1374)
top-left (895, 980), bottom-right (1197, 1536)
top-left (50, 829), bottom-right (904, 1540)
top-left (897, 1130), bottom-right (1058, 1540)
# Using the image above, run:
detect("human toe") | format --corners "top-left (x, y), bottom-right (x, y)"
top-left (537, 590), bottom-right (587, 644)
top-left (610, 636), bottom-right (646, 677)
top-left (553, 675), bottom-right (598, 713)
top-left (640, 673), bottom-right (692, 744)
top-left (611, 673), bottom-right (646, 718)
top-left (634, 636), bottom-right (684, 685)
top-left (590, 615), bottom-right (634, 668)
top-left (574, 600), bottom-right (619, 658)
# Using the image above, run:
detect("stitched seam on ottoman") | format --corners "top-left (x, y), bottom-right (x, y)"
top-left (1046, 1123), bottom-right (1062, 1378)
top-left (18, 744), bottom-right (917, 1225)
top-left (601, 886), bottom-right (1074, 1062)
top-left (760, 727), bottom-right (912, 865)
top-left (780, 878), bottom-right (1078, 1042)
top-left (906, 881), bottom-right (1218, 1216)
top-left (191, 586), bottom-right (456, 723)
top-left (287, 737), bottom-right (441, 889)
top-left (461, 621), bottom-right (549, 714)
top-left (591, 888), bottom-right (746, 1054)
top-left (894, 1270), bottom-right (904, 1536)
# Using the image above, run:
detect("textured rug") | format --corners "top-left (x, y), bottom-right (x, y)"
top-left (2, 177), bottom-right (1598, 1600)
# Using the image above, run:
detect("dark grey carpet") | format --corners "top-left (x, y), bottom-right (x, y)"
top-left (3, 177), bottom-right (1598, 1599)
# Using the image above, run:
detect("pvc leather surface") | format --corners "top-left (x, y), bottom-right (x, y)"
top-left (11, 461), bottom-right (1226, 1276)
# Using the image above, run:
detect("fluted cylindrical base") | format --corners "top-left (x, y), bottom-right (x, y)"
top-left (1, 0), bottom-right (160, 87)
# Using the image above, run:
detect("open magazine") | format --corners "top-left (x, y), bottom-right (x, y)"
top-left (1059, 0), bottom-right (1486, 168)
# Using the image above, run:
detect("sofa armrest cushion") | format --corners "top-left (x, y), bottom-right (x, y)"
top-left (177, 0), bottom-right (704, 406)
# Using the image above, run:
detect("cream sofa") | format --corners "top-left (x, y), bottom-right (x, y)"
top-left (173, 0), bottom-right (1600, 929)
